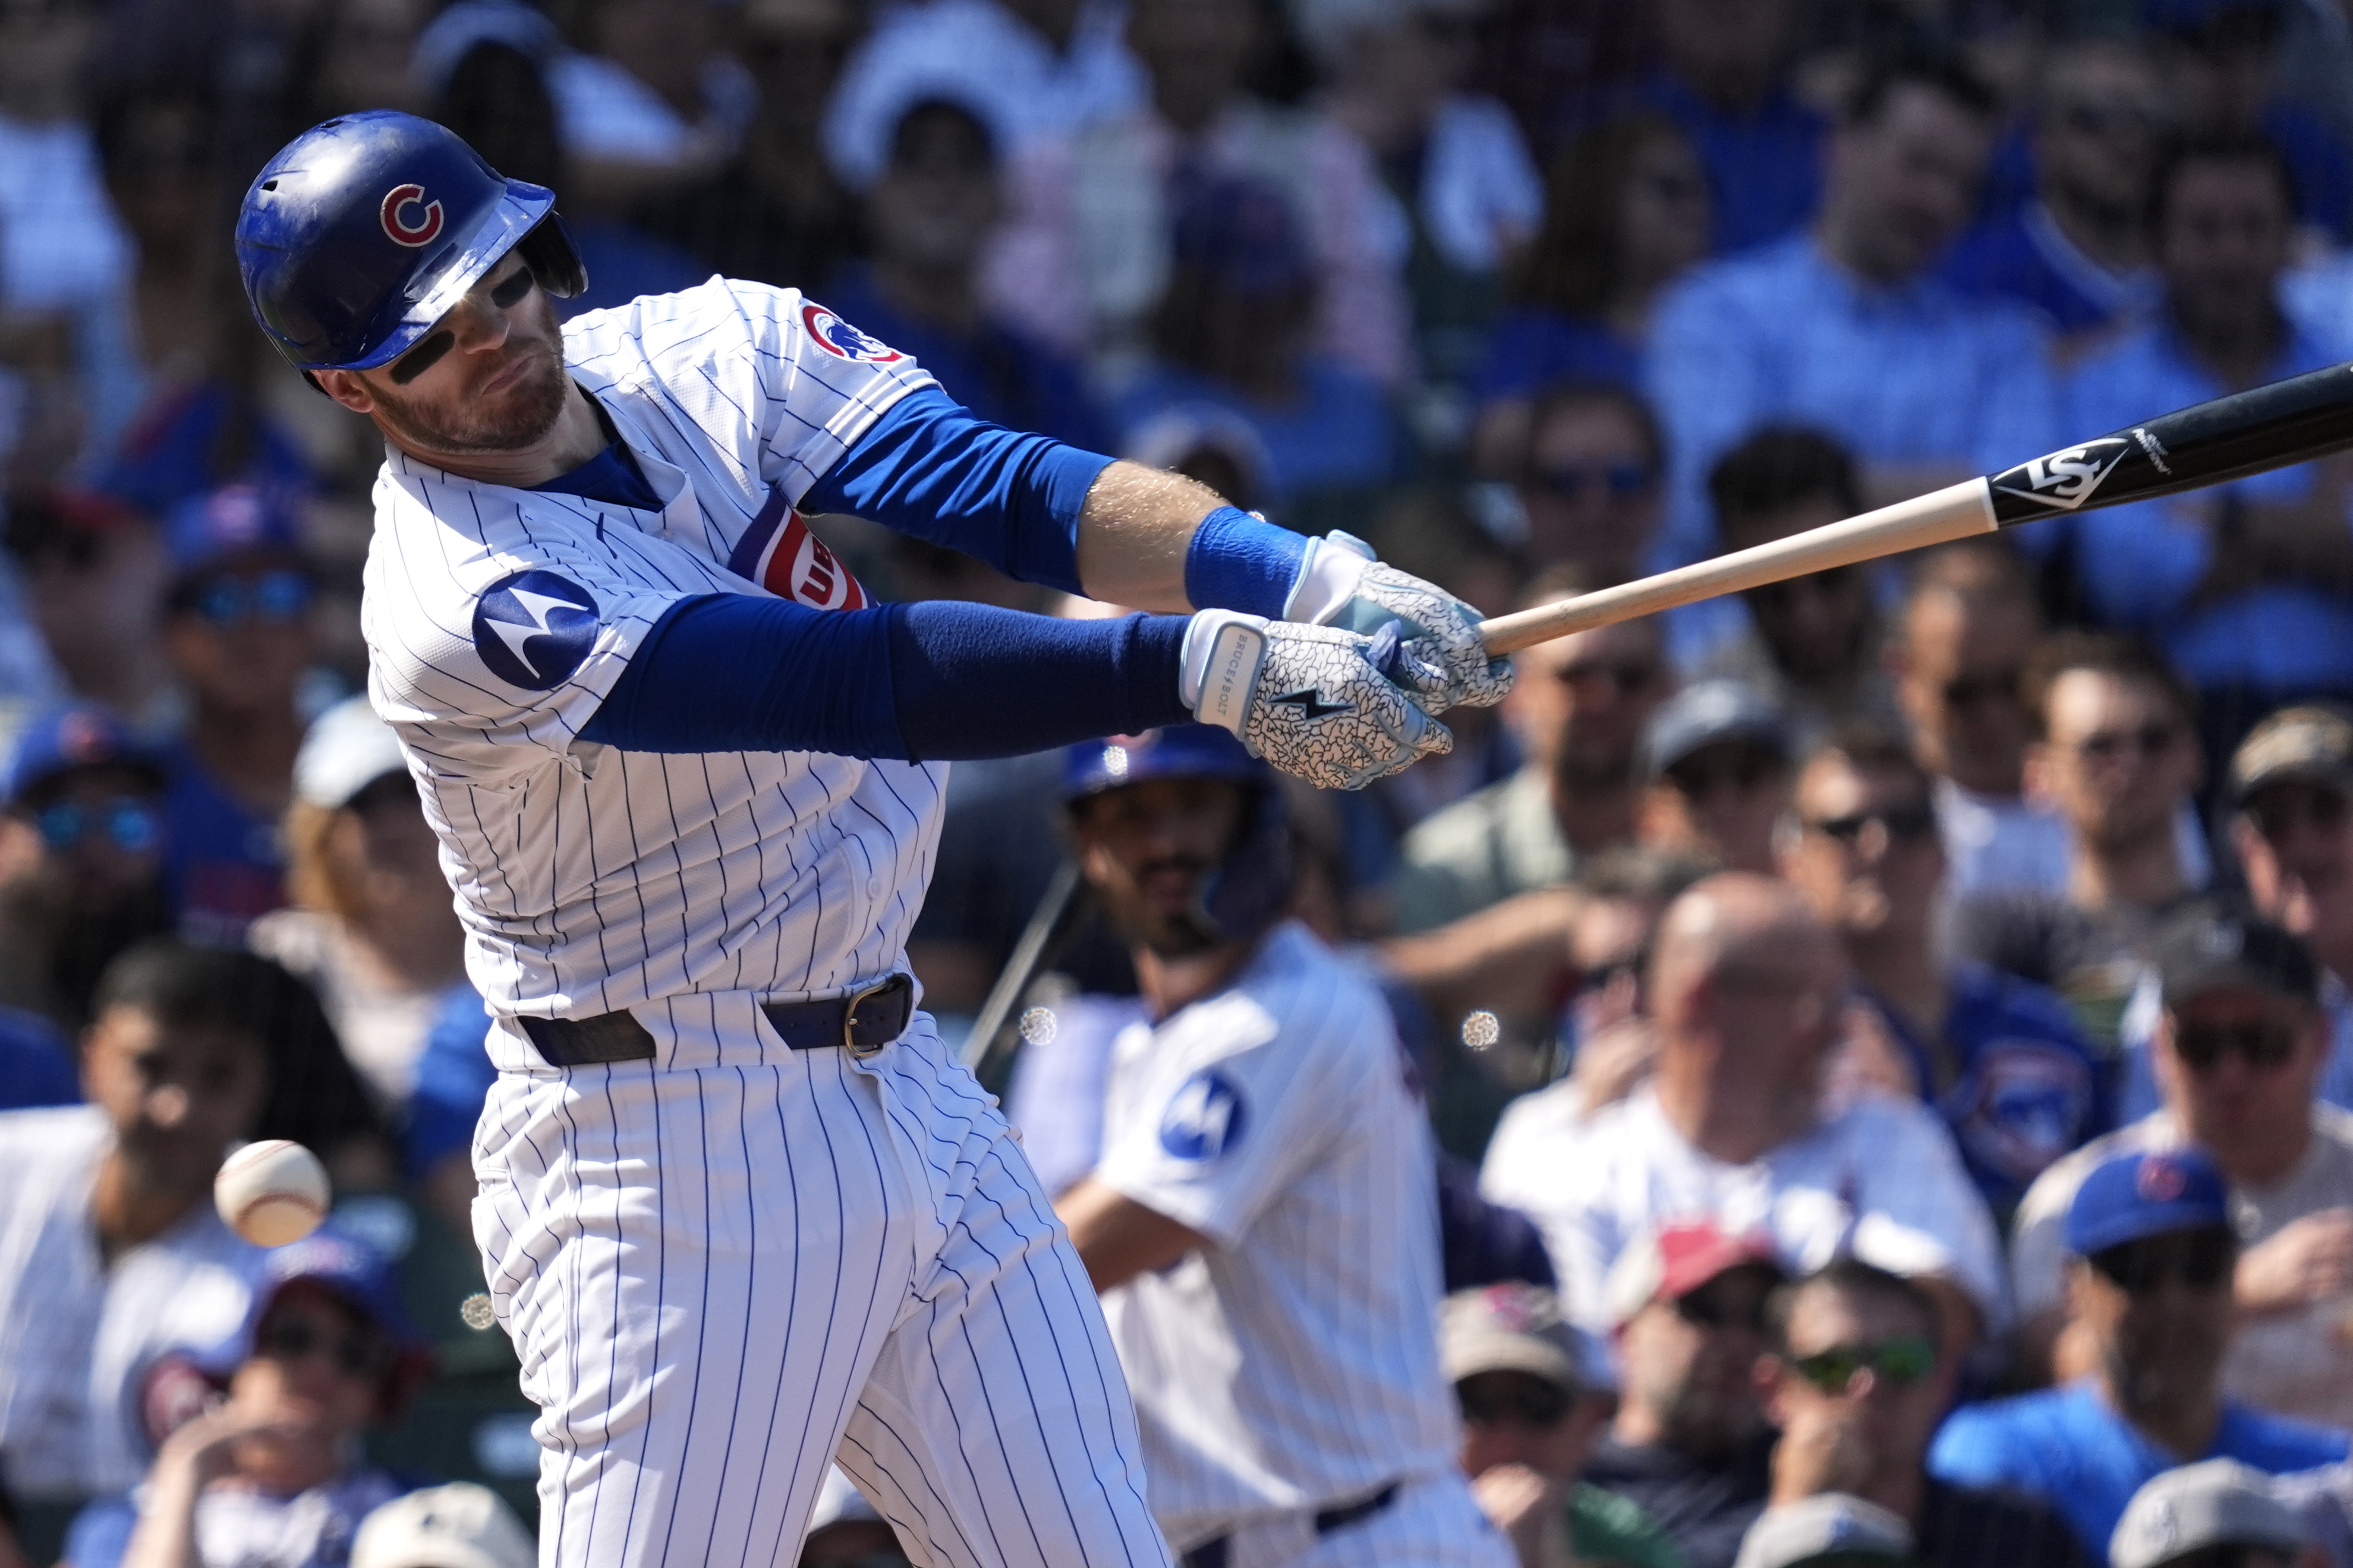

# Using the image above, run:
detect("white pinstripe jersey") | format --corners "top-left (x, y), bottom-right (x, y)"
top-left (1093, 923), bottom-right (1461, 1549)
top-left (362, 279), bottom-right (949, 1026)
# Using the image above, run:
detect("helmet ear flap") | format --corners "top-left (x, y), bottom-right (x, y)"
top-left (516, 213), bottom-right (588, 299)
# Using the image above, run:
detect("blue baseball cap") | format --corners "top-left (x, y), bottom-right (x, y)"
top-left (4, 702), bottom-right (162, 806)
top-left (165, 483), bottom-right (305, 577)
top-left (2067, 1147), bottom-right (2232, 1257)
top-left (240, 1226), bottom-right (427, 1355)
top-left (1170, 176), bottom-right (1314, 299)
top-left (1063, 724), bottom-right (1270, 803)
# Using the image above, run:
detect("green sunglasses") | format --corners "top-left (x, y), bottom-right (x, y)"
top-left (1786, 1334), bottom-right (1937, 1393)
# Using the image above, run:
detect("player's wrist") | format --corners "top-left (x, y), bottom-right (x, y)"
top-left (1179, 610), bottom-right (1269, 736)
top-left (1183, 507), bottom-right (1309, 619)
top-left (1280, 530), bottom-right (1376, 624)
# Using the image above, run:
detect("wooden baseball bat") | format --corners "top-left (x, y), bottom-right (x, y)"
top-left (1477, 359), bottom-right (2353, 657)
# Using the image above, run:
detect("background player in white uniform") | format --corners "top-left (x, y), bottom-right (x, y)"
top-left (230, 112), bottom-right (1513, 1568)
top-left (1052, 727), bottom-right (1515, 1568)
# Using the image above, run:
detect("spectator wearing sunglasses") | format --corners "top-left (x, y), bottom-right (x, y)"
top-left (0, 703), bottom-right (171, 1036)
top-left (1444, 1282), bottom-right (1678, 1568)
top-left (1577, 1222), bottom-right (1787, 1568)
top-left (158, 485), bottom-right (316, 948)
top-left (1501, 874), bottom-right (2004, 1401)
top-left (1393, 576), bottom-right (1673, 935)
top-left (2223, 708), bottom-right (2353, 1114)
top-left (1887, 542), bottom-right (2072, 904)
top-left (65, 1230), bottom-right (430, 1568)
top-left (1513, 385), bottom-right (1668, 589)
top-left (3, 490), bottom-right (174, 740)
top-left (1636, 682), bottom-right (1794, 877)
top-left (1940, 39), bottom-right (2165, 342)
top-left (1930, 1147), bottom-right (2349, 1561)
top-left (1691, 431), bottom-right (1899, 757)
top-left (2111, 1460), bottom-right (2319, 1568)
top-left (1952, 635), bottom-right (2213, 1065)
top-left (2009, 905), bottom-right (2353, 1425)
top-left (1758, 1259), bottom-right (2086, 1568)
top-left (1778, 729), bottom-right (2110, 1225)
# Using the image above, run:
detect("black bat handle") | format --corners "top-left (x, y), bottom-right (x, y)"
top-left (1985, 361), bottom-right (2353, 527)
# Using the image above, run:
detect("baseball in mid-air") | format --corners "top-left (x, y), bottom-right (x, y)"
top-left (215, 1140), bottom-right (330, 1248)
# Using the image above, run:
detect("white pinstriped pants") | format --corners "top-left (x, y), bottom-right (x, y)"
top-left (473, 1012), bottom-right (1173, 1568)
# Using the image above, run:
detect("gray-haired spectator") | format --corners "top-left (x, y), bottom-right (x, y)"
top-left (1637, 681), bottom-right (1793, 876)
top-left (2009, 904), bottom-right (2353, 1425)
top-left (2110, 1460), bottom-right (2316, 1568)
top-left (351, 1483), bottom-right (535, 1568)
top-left (1733, 1496), bottom-right (1914, 1568)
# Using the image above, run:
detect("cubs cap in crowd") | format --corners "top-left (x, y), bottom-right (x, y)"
top-left (2153, 904), bottom-right (2321, 1012)
top-left (1441, 1283), bottom-right (1614, 1395)
top-left (4, 702), bottom-right (162, 807)
top-left (1062, 724), bottom-right (1271, 802)
top-left (352, 1482), bottom-right (537, 1568)
top-left (1642, 681), bottom-right (1791, 783)
top-left (208, 1228), bottom-right (435, 1415)
top-left (1607, 1218), bottom-right (1786, 1329)
top-left (1733, 1495), bottom-right (1916, 1568)
top-left (2067, 1148), bottom-right (2232, 1258)
top-left (2230, 706), bottom-right (2353, 806)
top-left (296, 696), bottom-right (410, 812)
top-left (165, 484), bottom-right (305, 578)
top-left (236, 108), bottom-right (585, 375)
top-left (2111, 1460), bottom-right (2313, 1568)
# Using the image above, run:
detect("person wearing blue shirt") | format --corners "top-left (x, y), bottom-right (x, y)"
top-left (2148, 0), bottom-right (2352, 241)
top-left (1633, 0), bottom-right (1823, 257)
top-left (2045, 137), bottom-right (2353, 759)
top-left (823, 97), bottom-right (1108, 452)
top-left (1778, 729), bottom-right (2111, 1223)
top-left (1927, 1147), bottom-right (2350, 1561)
top-left (1642, 53), bottom-right (2052, 660)
top-left (1941, 39), bottom-right (2163, 340)
top-left (1113, 176), bottom-right (1397, 521)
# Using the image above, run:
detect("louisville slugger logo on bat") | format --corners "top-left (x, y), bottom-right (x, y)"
top-left (1989, 437), bottom-right (2134, 512)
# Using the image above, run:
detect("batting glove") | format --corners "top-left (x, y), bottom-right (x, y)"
top-left (1286, 532), bottom-right (1513, 713)
top-left (1182, 610), bottom-right (1451, 791)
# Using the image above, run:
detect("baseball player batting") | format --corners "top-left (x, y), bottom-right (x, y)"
top-left (1053, 727), bottom-right (1512, 1568)
top-left (231, 112), bottom-right (1508, 1568)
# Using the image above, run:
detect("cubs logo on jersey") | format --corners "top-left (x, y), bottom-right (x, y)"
top-left (1952, 1041), bottom-right (2093, 1186)
top-left (802, 304), bottom-right (905, 364)
top-left (727, 491), bottom-right (870, 611)
top-left (1159, 1069), bottom-right (1245, 1160)
top-left (472, 570), bottom-right (599, 690)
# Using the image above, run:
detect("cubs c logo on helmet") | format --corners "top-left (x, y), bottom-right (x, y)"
top-left (380, 183), bottom-right (445, 248)
top-left (802, 303), bottom-right (904, 364)
top-left (472, 570), bottom-right (598, 690)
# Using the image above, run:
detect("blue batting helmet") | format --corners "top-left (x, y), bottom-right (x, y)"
top-left (235, 111), bottom-right (586, 376)
top-left (1063, 726), bottom-right (1293, 942)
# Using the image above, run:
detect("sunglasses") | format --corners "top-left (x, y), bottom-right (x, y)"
top-left (2068, 721), bottom-right (2181, 764)
top-left (1806, 802), bottom-right (1938, 845)
top-left (2246, 784), bottom-right (2350, 840)
top-left (2087, 1228), bottom-right (2235, 1293)
top-left (1665, 747), bottom-right (1781, 798)
top-left (1458, 1377), bottom-right (1574, 1428)
top-left (2173, 1019), bottom-right (2299, 1071)
top-left (1746, 567), bottom-right (1857, 611)
top-left (256, 1312), bottom-right (393, 1380)
top-left (1558, 658), bottom-right (1661, 694)
top-left (1940, 669), bottom-right (2023, 711)
top-left (184, 569), bottom-right (312, 629)
top-left (1785, 1334), bottom-right (1936, 1394)
top-left (389, 265), bottom-right (538, 385)
top-left (1674, 1282), bottom-right (1770, 1334)
top-left (35, 797), bottom-right (159, 854)
top-left (1533, 460), bottom-right (1656, 501)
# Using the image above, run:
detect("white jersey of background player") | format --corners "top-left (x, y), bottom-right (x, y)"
top-left (1054, 729), bottom-right (1513, 1568)
top-left (232, 113), bottom-right (1511, 1568)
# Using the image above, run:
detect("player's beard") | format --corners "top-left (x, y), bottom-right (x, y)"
top-left (368, 337), bottom-right (572, 455)
top-left (1099, 856), bottom-right (1225, 958)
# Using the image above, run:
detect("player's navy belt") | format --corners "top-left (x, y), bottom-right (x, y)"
top-left (1177, 1482), bottom-right (1400, 1568)
top-left (517, 974), bottom-right (917, 1067)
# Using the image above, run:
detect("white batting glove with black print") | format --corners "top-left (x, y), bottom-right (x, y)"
top-left (1284, 532), bottom-right (1512, 714)
top-left (1182, 611), bottom-right (1451, 791)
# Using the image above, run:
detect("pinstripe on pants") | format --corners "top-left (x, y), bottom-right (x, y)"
top-left (473, 1014), bottom-right (1173, 1568)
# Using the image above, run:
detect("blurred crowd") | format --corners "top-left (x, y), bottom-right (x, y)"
top-left (4, 0), bottom-right (2353, 1566)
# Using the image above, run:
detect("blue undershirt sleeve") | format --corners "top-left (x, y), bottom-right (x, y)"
top-left (800, 386), bottom-right (1111, 594)
top-left (578, 594), bottom-right (1193, 762)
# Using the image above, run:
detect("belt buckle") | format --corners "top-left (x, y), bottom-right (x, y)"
top-left (843, 976), bottom-right (895, 1058)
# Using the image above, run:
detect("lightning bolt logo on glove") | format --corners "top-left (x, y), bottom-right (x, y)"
top-left (473, 570), bottom-right (599, 689)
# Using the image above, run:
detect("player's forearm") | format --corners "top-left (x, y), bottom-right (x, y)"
top-left (1055, 1178), bottom-right (1207, 1291)
top-left (1071, 461), bottom-right (1227, 611)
